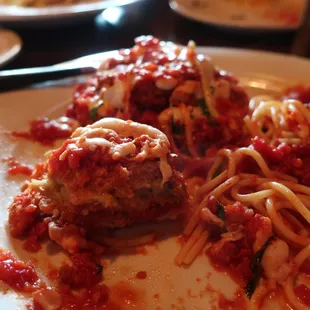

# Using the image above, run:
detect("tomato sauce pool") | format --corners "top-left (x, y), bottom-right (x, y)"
top-left (12, 117), bottom-right (76, 145)
top-left (3, 156), bottom-right (33, 177)
top-left (0, 249), bottom-right (41, 292)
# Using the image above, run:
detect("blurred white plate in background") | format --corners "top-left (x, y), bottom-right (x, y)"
top-left (170, 0), bottom-right (307, 31)
top-left (0, 29), bottom-right (22, 67)
top-left (0, 0), bottom-right (146, 26)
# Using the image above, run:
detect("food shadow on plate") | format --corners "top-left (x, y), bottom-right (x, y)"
top-left (5, 214), bottom-right (186, 272)
top-left (98, 219), bottom-right (185, 262)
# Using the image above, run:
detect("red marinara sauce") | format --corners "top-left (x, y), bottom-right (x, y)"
top-left (206, 238), bottom-right (253, 285)
top-left (294, 261), bottom-right (310, 305)
top-left (34, 284), bottom-right (113, 310)
top-left (0, 249), bottom-right (41, 292)
top-left (33, 281), bottom-right (145, 310)
top-left (12, 117), bottom-right (77, 146)
top-left (283, 85), bottom-right (310, 104)
top-left (250, 137), bottom-right (310, 186)
top-left (2, 156), bottom-right (33, 177)
top-left (294, 284), bottom-right (310, 306)
top-left (206, 199), bottom-right (271, 285)
top-left (136, 271), bottom-right (147, 279)
top-left (59, 253), bottom-right (103, 289)
top-left (23, 221), bottom-right (49, 253)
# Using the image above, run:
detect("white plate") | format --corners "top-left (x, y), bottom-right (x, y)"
top-left (170, 0), bottom-right (307, 31)
top-left (0, 29), bottom-right (22, 67)
top-left (0, 0), bottom-right (146, 26)
top-left (0, 48), bottom-right (310, 309)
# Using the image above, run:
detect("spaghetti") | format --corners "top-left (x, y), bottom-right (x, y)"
top-left (177, 96), bottom-right (310, 308)
top-left (245, 97), bottom-right (310, 145)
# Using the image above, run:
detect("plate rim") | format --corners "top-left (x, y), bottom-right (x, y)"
top-left (0, 29), bottom-right (22, 68)
top-left (0, 0), bottom-right (146, 21)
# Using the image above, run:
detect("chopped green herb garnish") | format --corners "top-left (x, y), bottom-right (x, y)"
top-left (196, 98), bottom-right (211, 119)
top-left (210, 85), bottom-right (215, 95)
top-left (89, 102), bottom-right (104, 121)
top-left (244, 236), bottom-right (274, 298)
top-left (196, 98), bottom-right (218, 127)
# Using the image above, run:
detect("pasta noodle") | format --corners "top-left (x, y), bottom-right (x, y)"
top-left (246, 98), bottom-right (310, 145)
top-left (178, 94), bottom-right (310, 308)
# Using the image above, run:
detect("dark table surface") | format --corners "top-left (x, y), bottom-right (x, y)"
top-left (3, 0), bottom-right (309, 71)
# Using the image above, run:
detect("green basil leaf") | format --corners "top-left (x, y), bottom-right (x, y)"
top-left (196, 98), bottom-right (218, 127)
top-left (196, 98), bottom-right (211, 120)
top-left (244, 236), bottom-right (274, 298)
top-left (89, 102), bottom-right (104, 121)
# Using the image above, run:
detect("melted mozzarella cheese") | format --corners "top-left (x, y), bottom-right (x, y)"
top-left (155, 77), bottom-right (178, 90)
top-left (79, 137), bottom-right (113, 151)
top-left (102, 78), bottom-right (126, 109)
top-left (59, 118), bottom-right (173, 184)
top-left (112, 142), bottom-right (137, 159)
top-left (58, 143), bottom-right (79, 161)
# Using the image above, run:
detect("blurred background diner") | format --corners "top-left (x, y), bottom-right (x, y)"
top-left (0, 0), bottom-right (308, 87)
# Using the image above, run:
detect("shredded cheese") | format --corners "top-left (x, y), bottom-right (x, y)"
top-left (59, 118), bottom-right (173, 185)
